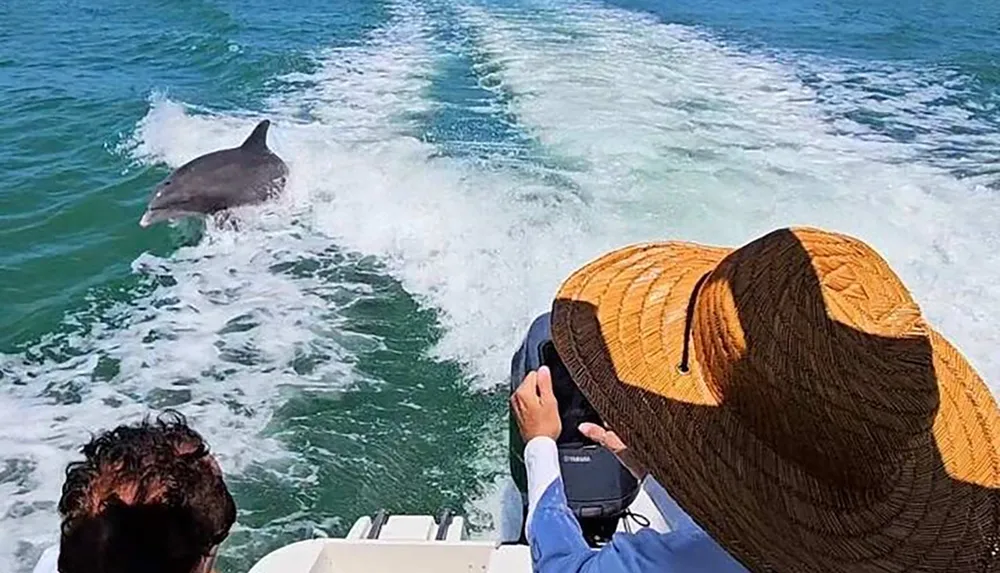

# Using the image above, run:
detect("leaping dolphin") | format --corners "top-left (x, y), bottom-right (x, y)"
top-left (139, 119), bottom-right (289, 227)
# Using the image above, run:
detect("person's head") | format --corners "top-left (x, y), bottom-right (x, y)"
top-left (549, 226), bottom-right (1000, 572)
top-left (57, 410), bottom-right (236, 573)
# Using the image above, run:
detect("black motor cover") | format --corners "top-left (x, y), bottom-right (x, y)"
top-left (509, 312), bottom-right (639, 545)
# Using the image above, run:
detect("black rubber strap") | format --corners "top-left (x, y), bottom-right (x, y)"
top-left (434, 509), bottom-right (454, 540)
top-left (367, 509), bottom-right (390, 539)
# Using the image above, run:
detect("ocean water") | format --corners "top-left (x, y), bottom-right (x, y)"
top-left (1, 0), bottom-right (999, 570)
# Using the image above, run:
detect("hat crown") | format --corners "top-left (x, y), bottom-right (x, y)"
top-left (693, 228), bottom-right (939, 490)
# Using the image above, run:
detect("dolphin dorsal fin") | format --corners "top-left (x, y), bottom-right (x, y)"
top-left (241, 119), bottom-right (271, 152)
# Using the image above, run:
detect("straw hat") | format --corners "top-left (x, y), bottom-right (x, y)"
top-left (550, 227), bottom-right (1000, 572)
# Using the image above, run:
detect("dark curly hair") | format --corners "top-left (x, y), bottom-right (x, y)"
top-left (56, 410), bottom-right (237, 573)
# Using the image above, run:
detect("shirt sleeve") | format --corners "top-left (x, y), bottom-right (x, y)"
top-left (523, 438), bottom-right (593, 571)
top-left (527, 474), bottom-right (670, 573)
top-left (643, 477), bottom-right (702, 535)
top-left (522, 437), bottom-right (749, 573)
top-left (523, 436), bottom-right (606, 571)
top-left (523, 436), bottom-right (562, 539)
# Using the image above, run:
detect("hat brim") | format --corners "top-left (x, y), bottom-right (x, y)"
top-left (551, 240), bottom-right (1000, 572)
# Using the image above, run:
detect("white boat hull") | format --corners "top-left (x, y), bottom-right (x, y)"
top-left (248, 478), bottom-right (671, 573)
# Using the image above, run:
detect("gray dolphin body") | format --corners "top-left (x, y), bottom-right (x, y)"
top-left (139, 119), bottom-right (288, 227)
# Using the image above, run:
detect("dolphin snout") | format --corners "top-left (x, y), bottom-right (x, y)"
top-left (139, 205), bottom-right (180, 227)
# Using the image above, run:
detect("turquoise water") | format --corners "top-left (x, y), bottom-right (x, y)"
top-left (2, 0), bottom-right (1000, 570)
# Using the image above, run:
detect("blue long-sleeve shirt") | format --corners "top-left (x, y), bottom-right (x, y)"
top-left (523, 437), bottom-right (747, 572)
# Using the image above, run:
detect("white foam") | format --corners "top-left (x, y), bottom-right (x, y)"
top-left (457, 0), bottom-right (1000, 386)
top-left (789, 56), bottom-right (1000, 183)
top-left (0, 1), bottom-right (439, 568)
top-left (454, 0), bottom-right (1000, 542)
top-left (0, 210), bottom-right (375, 567)
top-left (260, 1), bottom-right (648, 383)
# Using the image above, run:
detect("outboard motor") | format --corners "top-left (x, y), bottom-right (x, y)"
top-left (509, 312), bottom-right (640, 546)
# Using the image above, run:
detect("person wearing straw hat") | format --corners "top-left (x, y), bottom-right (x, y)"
top-left (511, 226), bottom-right (1000, 572)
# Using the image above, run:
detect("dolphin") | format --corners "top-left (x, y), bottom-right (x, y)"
top-left (139, 119), bottom-right (289, 228)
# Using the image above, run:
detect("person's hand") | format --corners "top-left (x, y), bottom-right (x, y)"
top-left (511, 366), bottom-right (562, 442)
top-left (579, 422), bottom-right (647, 480)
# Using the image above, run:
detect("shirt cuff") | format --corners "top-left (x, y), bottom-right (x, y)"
top-left (524, 436), bottom-right (561, 536)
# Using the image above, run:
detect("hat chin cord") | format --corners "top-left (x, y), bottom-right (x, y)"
top-left (677, 271), bottom-right (711, 376)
